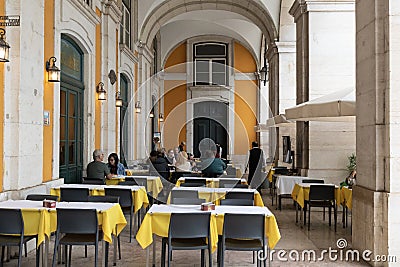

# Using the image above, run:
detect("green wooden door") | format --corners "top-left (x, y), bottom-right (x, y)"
top-left (59, 36), bottom-right (84, 183)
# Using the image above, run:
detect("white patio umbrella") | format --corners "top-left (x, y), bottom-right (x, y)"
top-left (285, 87), bottom-right (355, 121)
top-left (266, 114), bottom-right (293, 127)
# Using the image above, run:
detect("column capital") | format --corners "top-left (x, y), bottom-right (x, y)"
top-left (103, 0), bottom-right (122, 24)
top-left (266, 42), bottom-right (278, 61)
top-left (290, 0), bottom-right (355, 21)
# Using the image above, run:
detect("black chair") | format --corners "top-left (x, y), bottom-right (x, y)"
top-left (219, 213), bottom-right (266, 267)
top-left (180, 183), bottom-right (205, 187)
top-left (26, 194), bottom-right (58, 201)
top-left (52, 208), bottom-right (100, 267)
top-left (218, 174), bottom-right (237, 178)
top-left (171, 198), bottom-right (206, 205)
top-left (233, 184), bottom-right (249, 189)
top-left (225, 191), bottom-right (254, 203)
top-left (302, 179), bottom-right (324, 184)
top-left (161, 213), bottom-right (212, 267)
top-left (219, 179), bottom-right (239, 188)
top-left (124, 177), bottom-right (148, 190)
top-left (182, 173), bottom-right (203, 177)
top-left (184, 178), bottom-right (206, 185)
top-left (87, 196), bottom-right (121, 265)
top-left (305, 185), bottom-right (337, 231)
top-left (104, 188), bottom-right (135, 243)
top-left (225, 166), bottom-right (237, 176)
top-left (60, 188), bottom-right (90, 202)
top-left (170, 190), bottom-right (198, 201)
top-left (118, 181), bottom-right (138, 186)
top-left (82, 178), bottom-right (105, 185)
top-left (220, 199), bottom-right (253, 206)
top-left (0, 209), bottom-right (38, 267)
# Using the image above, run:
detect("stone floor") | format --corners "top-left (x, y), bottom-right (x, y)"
top-left (5, 191), bottom-right (370, 266)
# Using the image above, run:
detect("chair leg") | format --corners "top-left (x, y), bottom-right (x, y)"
top-left (209, 245), bottom-right (212, 267)
top-left (52, 238), bottom-right (59, 267)
top-left (94, 242), bottom-right (98, 267)
top-left (308, 206), bottom-right (311, 231)
top-left (118, 235), bottom-right (122, 260)
top-left (161, 239), bottom-right (166, 267)
top-left (1, 246), bottom-right (4, 267)
top-left (201, 249), bottom-right (205, 267)
top-left (85, 245), bottom-right (87, 257)
top-left (334, 206), bottom-right (337, 232)
top-left (64, 245), bottom-right (68, 267)
top-left (167, 247), bottom-right (171, 267)
top-left (25, 243), bottom-right (27, 257)
top-left (323, 207), bottom-right (325, 221)
top-left (68, 245), bottom-right (72, 267)
top-left (303, 205), bottom-right (307, 226)
top-left (328, 206), bottom-right (332, 226)
top-left (129, 209), bottom-right (133, 243)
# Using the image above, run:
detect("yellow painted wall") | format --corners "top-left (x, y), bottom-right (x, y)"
top-left (95, 8), bottom-right (102, 149)
top-left (163, 43), bottom-right (187, 149)
top-left (42, 0), bottom-right (55, 182)
top-left (0, 0), bottom-right (4, 191)
top-left (234, 42), bottom-right (257, 154)
top-left (234, 42), bottom-right (257, 73)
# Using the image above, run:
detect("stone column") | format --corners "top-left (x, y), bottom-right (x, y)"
top-left (290, 0), bottom-right (356, 182)
top-left (266, 41), bottom-right (296, 165)
top-left (353, 1), bottom-right (400, 264)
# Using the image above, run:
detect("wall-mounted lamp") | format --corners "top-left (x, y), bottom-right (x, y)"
top-left (96, 82), bottom-right (107, 101)
top-left (259, 64), bottom-right (268, 86)
top-left (46, 56), bottom-right (61, 82)
top-left (0, 28), bottom-right (10, 62)
top-left (115, 91), bottom-right (123, 107)
top-left (149, 109), bottom-right (154, 118)
top-left (135, 101), bottom-right (141, 113)
top-left (158, 113), bottom-right (164, 122)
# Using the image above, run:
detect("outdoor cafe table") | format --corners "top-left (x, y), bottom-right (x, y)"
top-left (105, 175), bottom-right (163, 197)
top-left (136, 204), bottom-right (281, 266)
top-left (169, 187), bottom-right (264, 206)
top-left (50, 184), bottom-right (149, 213)
top-left (291, 183), bottom-right (341, 209)
top-left (0, 200), bottom-right (126, 266)
top-left (175, 177), bottom-right (247, 188)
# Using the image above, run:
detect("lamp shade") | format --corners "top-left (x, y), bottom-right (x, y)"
top-left (158, 113), bottom-right (164, 122)
top-left (96, 82), bottom-right (106, 101)
top-left (135, 101), bottom-right (141, 113)
top-left (115, 92), bottom-right (123, 107)
top-left (46, 56), bottom-right (61, 82)
top-left (259, 65), bottom-right (267, 85)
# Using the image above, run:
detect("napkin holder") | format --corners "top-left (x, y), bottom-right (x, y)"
top-left (201, 202), bottom-right (215, 211)
top-left (43, 200), bottom-right (56, 208)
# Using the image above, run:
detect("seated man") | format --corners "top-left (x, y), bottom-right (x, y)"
top-left (86, 149), bottom-right (113, 182)
top-left (201, 150), bottom-right (226, 178)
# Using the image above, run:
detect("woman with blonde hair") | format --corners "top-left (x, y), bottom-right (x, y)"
top-left (175, 151), bottom-right (192, 172)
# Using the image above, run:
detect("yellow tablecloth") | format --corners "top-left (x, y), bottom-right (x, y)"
top-left (340, 186), bottom-right (353, 210)
top-left (291, 184), bottom-right (340, 208)
top-left (136, 212), bottom-right (218, 252)
top-left (106, 176), bottom-right (163, 197)
top-left (176, 178), bottom-right (247, 188)
top-left (50, 186), bottom-right (149, 213)
top-left (21, 208), bottom-right (54, 247)
top-left (125, 169), bottom-right (150, 176)
top-left (167, 190), bottom-right (264, 207)
top-left (268, 169), bottom-right (275, 183)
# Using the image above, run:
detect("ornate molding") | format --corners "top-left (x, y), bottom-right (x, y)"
top-left (65, 0), bottom-right (101, 26)
top-left (103, 0), bottom-right (122, 24)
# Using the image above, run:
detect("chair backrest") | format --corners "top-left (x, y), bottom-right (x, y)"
top-left (226, 166), bottom-right (237, 176)
top-left (233, 184), bottom-right (249, 189)
top-left (182, 173), bottom-right (203, 177)
top-left (219, 174), bottom-right (237, 178)
top-left (180, 183), bottom-right (205, 187)
top-left (220, 199), bottom-right (254, 206)
top-left (225, 191), bottom-right (254, 201)
top-left (169, 213), bottom-right (210, 239)
top-left (309, 185), bottom-right (335, 201)
top-left (82, 178), bottom-right (105, 185)
top-left (171, 198), bottom-right (206, 205)
top-left (56, 208), bottom-right (98, 234)
top-left (302, 179), bottom-right (324, 184)
top-left (104, 188), bottom-right (133, 207)
top-left (118, 181), bottom-right (139, 186)
top-left (171, 190), bottom-right (198, 200)
top-left (26, 194), bottom-right (59, 201)
top-left (219, 179), bottom-right (239, 188)
top-left (60, 188), bottom-right (90, 202)
top-left (274, 167), bottom-right (289, 175)
top-left (87, 195), bottom-right (120, 203)
top-left (0, 209), bottom-right (24, 235)
top-left (223, 213), bottom-right (264, 240)
top-left (184, 178), bottom-right (206, 185)
top-left (124, 177), bottom-right (148, 189)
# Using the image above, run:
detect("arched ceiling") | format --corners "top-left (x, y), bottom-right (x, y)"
top-left (138, 0), bottom-right (280, 47)
top-left (160, 10), bottom-right (262, 65)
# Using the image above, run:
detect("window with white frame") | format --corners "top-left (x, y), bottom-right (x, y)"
top-left (120, 0), bottom-right (131, 49)
top-left (194, 43), bottom-right (228, 86)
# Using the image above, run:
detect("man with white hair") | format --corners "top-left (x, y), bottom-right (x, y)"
top-left (86, 149), bottom-right (113, 182)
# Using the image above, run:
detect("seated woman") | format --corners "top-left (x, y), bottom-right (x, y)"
top-left (107, 153), bottom-right (126, 176)
top-left (175, 151), bottom-right (192, 172)
top-left (201, 150), bottom-right (226, 177)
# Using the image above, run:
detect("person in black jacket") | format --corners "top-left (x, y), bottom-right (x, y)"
top-left (246, 141), bottom-right (265, 190)
top-left (148, 150), bottom-right (170, 181)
